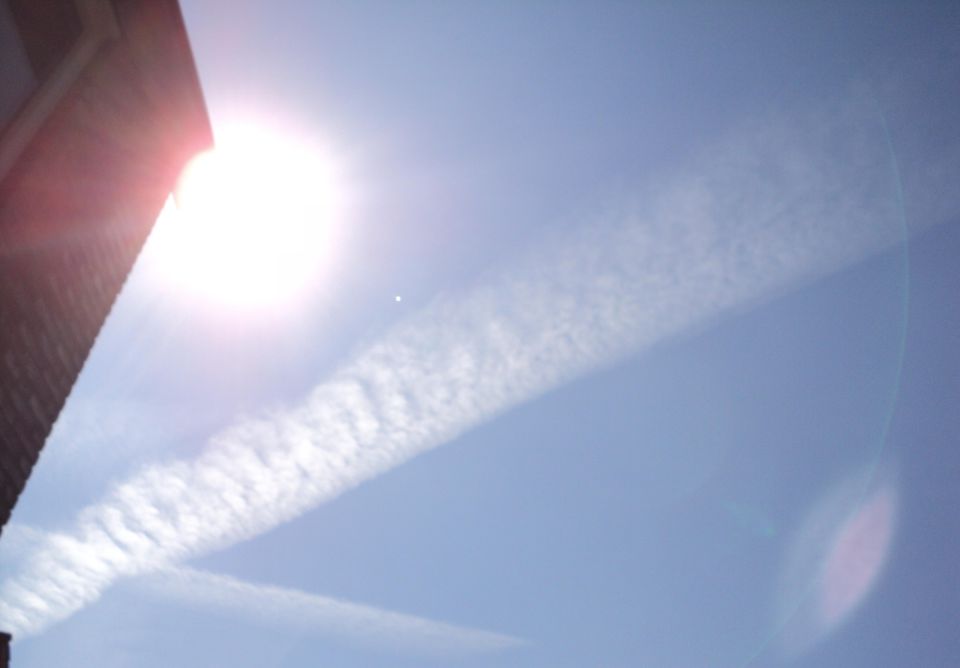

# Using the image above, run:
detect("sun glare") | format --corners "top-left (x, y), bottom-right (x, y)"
top-left (149, 124), bottom-right (343, 313)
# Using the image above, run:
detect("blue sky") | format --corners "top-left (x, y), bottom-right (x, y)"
top-left (2, 2), bottom-right (960, 666)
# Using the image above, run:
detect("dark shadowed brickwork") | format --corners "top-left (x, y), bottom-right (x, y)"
top-left (0, 0), bottom-right (211, 554)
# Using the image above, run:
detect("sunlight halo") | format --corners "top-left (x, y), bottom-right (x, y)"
top-left (149, 123), bottom-right (344, 313)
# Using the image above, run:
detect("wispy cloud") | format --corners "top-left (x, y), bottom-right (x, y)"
top-left (129, 566), bottom-right (525, 655)
top-left (25, 398), bottom-right (218, 487)
top-left (1, 83), bottom-right (956, 639)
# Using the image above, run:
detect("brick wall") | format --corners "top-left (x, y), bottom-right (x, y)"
top-left (0, 0), bottom-right (211, 538)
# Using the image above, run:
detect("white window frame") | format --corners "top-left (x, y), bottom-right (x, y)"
top-left (0, 0), bottom-right (119, 182)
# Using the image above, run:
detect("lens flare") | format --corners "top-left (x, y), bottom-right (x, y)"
top-left (818, 487), bottom-right (896, 627)
top-left (774, 465), bottom-right (898, 660)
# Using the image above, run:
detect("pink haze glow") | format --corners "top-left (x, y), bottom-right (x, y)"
top-left (818, 487), bottom-right (897, 627)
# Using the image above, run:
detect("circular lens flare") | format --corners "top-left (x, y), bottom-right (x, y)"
top-left (774, 464), bottom-right (898, 660)
top-left (818, 487), bottom-right (896, 627)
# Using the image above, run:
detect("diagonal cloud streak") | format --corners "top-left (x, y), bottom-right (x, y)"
top-left (1, 83), bottom-right (958, 638)
top-left (129, 566), bottom-right (525, 655)
top-left (0, 524), bottom-right (523, 654)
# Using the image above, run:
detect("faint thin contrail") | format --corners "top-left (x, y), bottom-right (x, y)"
top-left (1, 82), bottom-right (956, 638)
top-left (0, 524), bottom-right (524, 655)
top-left (130, 566), bottom-right (525, 655)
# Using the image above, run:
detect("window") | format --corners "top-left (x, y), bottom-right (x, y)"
top-left (0, 0), bottom-right (116, 181)
top-left (0, 1), bottom-right (38, 131)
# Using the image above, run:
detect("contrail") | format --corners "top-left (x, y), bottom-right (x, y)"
top-left (1, 82), bottom-right (956, 638)
top-left (129, 566), bottom-right (525, 655)
top-left (0, 524), bottom-right (524, 655)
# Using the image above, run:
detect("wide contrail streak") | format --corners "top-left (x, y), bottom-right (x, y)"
top-left (1, 83), bottom-right (956, 638)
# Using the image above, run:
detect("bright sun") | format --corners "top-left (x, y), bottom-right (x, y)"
top-left (149, 124), bottom-right (342, 312)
